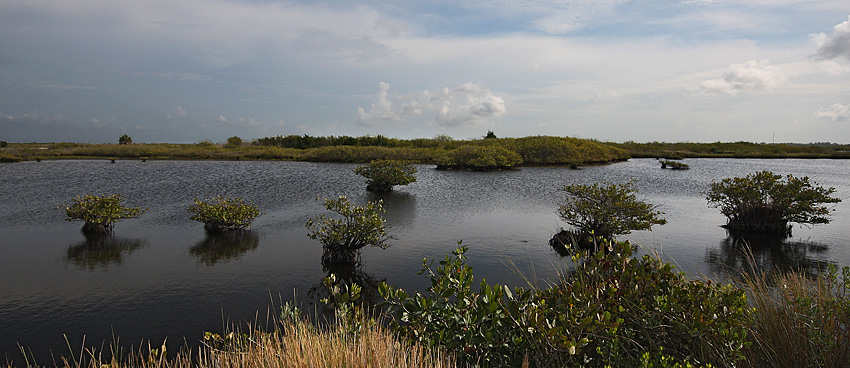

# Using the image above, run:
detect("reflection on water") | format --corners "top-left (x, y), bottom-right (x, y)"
top-left (365, 191), bottom-right (417, 229)
top-left (705, 231), bottom-right (833, 277)
top-left (307, 263), bottom-right (386, 318)
top-left (190, 231), bottom-right (260, 265)
top-left (65, 234), bottom-right (147, 270)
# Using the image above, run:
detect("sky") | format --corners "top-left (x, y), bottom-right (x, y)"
top-left (2, 0), bottom-right (850, 144)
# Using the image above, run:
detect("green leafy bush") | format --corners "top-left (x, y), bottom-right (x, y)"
top-left (62, 194), bottom-right (147, 234)
top-left (435, 144), bottom-right (523, 170)
top-left (502, 136), bottom-right (630, 165)
top-left (306, 196), bottom-right (389, 266)
top-left (554, 181), bottom-right (666, 249)
top-left (118, 134), bottom-right (133, 145)
top-left (661, 160), bottom-right (689, 170)
top-left (705, 170), bottom-right (841, 235)
top-left (379, 241), bottom-right (749, 367)
top-left (189, 196), bottom-right (262, 233)
top-left (225, 136), bottom-right (243, 148)
top-left (354, 159), bottom-right (418, 192)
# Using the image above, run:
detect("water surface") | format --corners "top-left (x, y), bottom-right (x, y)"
top-left (1, 158), bottom-right (848, 363)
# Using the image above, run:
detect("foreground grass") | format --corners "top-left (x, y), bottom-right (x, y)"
top-left (739, 264), bottom-right (850, 368)
top-left (7, 317), bottom-right (457, 368)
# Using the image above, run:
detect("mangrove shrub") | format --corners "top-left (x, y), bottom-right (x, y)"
top-left (379, 240), bottom-right (749, 367)
top-left (705, 170), bottom-right (841, 235)
top-left (554, 181), bottom-right (666, 249)
top-left (63, 194), bottom-right (147, 234)
top-left (118, 134), bottom-right (133, 145)
top-left (306, 196), bottom-right (389, 266)
top-left (225, 136), bottom-right (243, 148)
top-left (353, 159), bottom-right (417, 192)
top-left (435, 144), bottom-right (523, 170)
top-left (189, 196), bottom-right (262, 233)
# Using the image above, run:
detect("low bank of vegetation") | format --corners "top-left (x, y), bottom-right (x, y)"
top-left (5, 137), bottom-right (850, 166)
top-left (614, 141), bottom-right (850, 159)
top-left (0, 135), bottom-right (629, 167)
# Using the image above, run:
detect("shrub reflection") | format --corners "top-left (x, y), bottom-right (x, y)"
top-left (307, 263), bottom-right (385, 318)
top-left (190, 231), bottom-right (260, 265)
top-left (706, 230), bottom-right (833, 278)
top-left (65, 233), bottom-right (147, 270)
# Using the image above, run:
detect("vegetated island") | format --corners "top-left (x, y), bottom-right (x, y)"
top-left (0, 135), bottom-right (630, 168)
top-left (2, 135), bottom-right (849, 167)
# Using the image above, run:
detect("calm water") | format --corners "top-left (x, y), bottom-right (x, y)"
top-left (1, 158), bottom-right (849, 363)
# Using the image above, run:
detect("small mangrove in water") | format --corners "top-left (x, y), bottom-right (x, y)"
top-left (660, 160), bottom-right (689, 170)
top-left (306, 196), bottom-right (390, 266)
top-left (354, 159), bottom-right (417, 192)
top-left (553, 181), bottom-right (666, 251)
top-left (61, 194), bottom-right (147, 234)
top-left (705, 170), bottom-right (841, 236)
top-left (188, 196), bottom-right (263, 233)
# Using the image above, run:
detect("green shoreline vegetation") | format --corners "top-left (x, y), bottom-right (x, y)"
top-left (3, 136), bottom-right (850, 167)
top-left (614, 140), bottom-right (850, 159)
top-left (0, 135), bottom-right (630, 167)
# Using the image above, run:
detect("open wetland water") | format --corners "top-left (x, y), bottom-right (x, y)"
top-left (1, 158), bottom-right (849, 363)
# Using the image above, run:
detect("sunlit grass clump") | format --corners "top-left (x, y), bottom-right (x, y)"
top-left (10, 315), bottom-right (457, 368)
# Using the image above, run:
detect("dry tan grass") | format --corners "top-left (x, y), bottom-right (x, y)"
top-left (8, 319), bottom-right (456, 368)
top-left (191, 321), bottom-right (456, 368)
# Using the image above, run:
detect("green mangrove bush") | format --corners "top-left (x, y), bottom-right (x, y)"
top-left (661, 160), bottom-right (690, 170)
top-left (379, 241), bottom-right (749, 367)
top-left (435, 144), bottom-right (523, 170)
top-left (306, 196), bottom-right (389, 266)
top-left (705, 170), bottom-right (841, 235)
top-left (188, 196), bottom-right (262, 233)
top-left (225, 136), bottom-right (243, 148)
top-left (354, 159), bottom-right (418, 192)
top-left (62, 194), bottom-right (147, 234)
top-left (553, 181), bottom-right (666, 249)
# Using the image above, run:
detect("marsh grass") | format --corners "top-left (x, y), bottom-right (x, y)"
top-left (738, 260), bottom-right (850, 368)
top-left (7, 315), bottom-right (457, 368)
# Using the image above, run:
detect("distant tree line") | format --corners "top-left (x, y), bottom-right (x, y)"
top-left (255, 134), bottom-right (403, 149)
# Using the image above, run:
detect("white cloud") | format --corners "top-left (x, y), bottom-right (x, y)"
top-left (812, 15), bottom-right (850, 62)
top-left (218, 115), bottom-right (228, 123)
top-left (699, 60), bottom-right (788, 95)
top-left (432, 83), bottom-right (507, 127)
top-left (357, 82), bottom-right (401, 125)
top-left (815, 102), bottom-right (850, 121)
top-left (357, 82), bottom-right (506, 128)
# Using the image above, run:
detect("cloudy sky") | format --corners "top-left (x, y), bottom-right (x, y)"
top-left (2, 0), bottom-right (850, 143)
